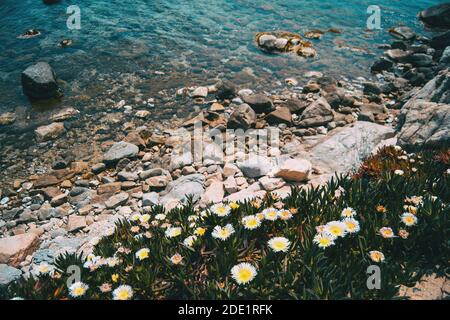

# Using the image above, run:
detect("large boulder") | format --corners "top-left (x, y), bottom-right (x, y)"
top-left (227, 104), bottom-right (256, 129)
top-left (0, 233), bottom-right (40, 267)
top-left (103, 141), bottom-right (139, 163)
top-left (21, 62), bottom-right (60, 100)
top-left (160, 174), bottom-right (205, 206)
top-left (408, 69), bottom-right (449, 104)
top-left (398, 100), bottom-right (450, 150)
top-left (297, 97), bottom-right (334, 127)
top-left (430, 30), bottom-right (450, 50)
top-left (418, 3), bottom-right (450, 29)
top-left (274, 158), bottom-right (312, 182)
top-left (298, 122), bottom-right (395, 174)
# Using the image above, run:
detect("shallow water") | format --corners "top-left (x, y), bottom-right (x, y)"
top-left (0, 0), bottom-right (440, 113)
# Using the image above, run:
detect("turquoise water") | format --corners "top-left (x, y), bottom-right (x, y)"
top-left (0, 0), bottom-right (441, 112)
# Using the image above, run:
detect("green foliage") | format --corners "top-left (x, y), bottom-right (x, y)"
top-left (2, 146), bottom-right (449, 300)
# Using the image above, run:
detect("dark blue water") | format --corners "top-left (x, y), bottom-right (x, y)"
top-left (0, 0), bottom-right (442, 113)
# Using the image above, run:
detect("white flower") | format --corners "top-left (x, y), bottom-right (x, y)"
top-left (112, 285), bottom-right (133, 300)
top-left (69, 282), bottom-right (89, 298)
top-left (262, 208), bottom-right (279, 221)
top-left (242, 215), bottom-right (261, 230)
top-left (342, 218), bottom-right (360, 234)
top-left (278, 209), bottom-right (293, 221)
top-left (34, 263), bottom-right (54, 276)
top-left (313, 233), bottom-right (335, 248)
top-left (165, 227), bottom-right (182, 238)
top-left (369, 250), bottom-right (385, 263)
top-left (401, 212), bottom-right (418, 227)
top-left (155, 214), bottom-right (166, 221)
top-left (341, 207), bottom-right (356, 218)
top-left (211, 224), bottom-right (235, 241)
top-left (135, 248), bottom-right (150, 261)
top-left (394, 169), bottom-right (404, 176)
top-left (106, 257), bottom-right (120, 267)
top-left (210, 203), bottom-right (231, 217)
top-left (379, 227), bottom-right (395, 238)
top-left (268, 237), bottom-right (291, 252)
top-left (183, 235), bottom-right (197, 248)
top-left (231, 263), bottom-right (257, 285)
top-left (325, 221), bottom-right (347, 238)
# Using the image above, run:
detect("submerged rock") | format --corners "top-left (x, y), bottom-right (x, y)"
top-left (21, 62), bottom-right (60, 100)
top-left (241, 93), bottom-right (273, 113)
top-left (0, 112), bottom-right (16, 126)
top-left (255, 31), bottom-right (316, 58)
top-left (35, 122), bottom-right (65, 142)
top-left (389, 26), bottom-right (416, 41)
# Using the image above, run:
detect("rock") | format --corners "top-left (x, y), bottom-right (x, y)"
top-left (298, 122), bottom-right (395, 175)
top-left (265, 107), bottom-right (292, 124)
top-left (282, 98), bottom-right (308, 114)
top-left (440, 46), bottom-right (450, 64)
top-left (21, 62), bottom-right (60, 100)
top-left (430, 31), bottom-right (450, 50)
top-left (139, 168), bottom-right (171, 180)
top-left (237, 155), bottom-right (273, 178)
top-left (66, 215), bottom-right (86, 232)
top-left (297, 97), bottom-right (334, 127)
top-left (224, 176), bottom-right (239, 193)
top-left (117, 171), bottom-right (139, 181)
top-left (398, 100), bottom-right (450, 150)
top-left (258, 176), bottom-right (286, 191)
top-left (92, 163), bottom-right (106, 174)
top-left (105, 192), bottom-right (129, 209)
top-left (135, 110), bottom-right (150, 119)
top-left (146, 175), bottom-right (172, 188)
top-left (33, 174), bottom-right (59, 188)
top-left (192, 87), bottom-right (208, 98)
top-left (50, 193), bottom-right (68, 207)
top-left (0, 233), bottom-right (40, 267)
top-left (389, 26), bottom-right (416, 41)
top-left (35, 122), bottom-right (65, 142)
top-left (200, 180), bottom-right (224, 205)
top-left (43, 0), bottom-right (61, 4)
top-left (50, 107), bottom-right (79, 122)
top-left (142, 192), bottom-right (159, 207)
top-left (103, 141), bottom-right (139, 163)
top-left (0, 264), bottom-right (22, 288)
top-left (408, 69), bottom-right (449, 104)
top-left (227, 104), bottom-right (256, 129)
top-left (223, 162), bottom-right (240, 177)
top-left (274, 158), bottom-right (312, 182)
top-left (385, 49), bottom-right (411, 61)
top-left (371, 57), bottom-right (394, 73)
top-left (405, 53), bottom-right (433, 67)
top-left (0, 112), bottom-right (16, 126)
top-left (216, 80), bottom-right (237, 100)
top-left (160, 174), bottom-right (205, 205)
top-left (242, 94), bottom-right (274, 113)
top-left (123, 132), bottom-right (146, 148)
top-left (418, 3), bottom-right (450, 29)
top-left (224, 182), bottom-right (266, 203)
top-left (363, 82), bottom-right (382, 95)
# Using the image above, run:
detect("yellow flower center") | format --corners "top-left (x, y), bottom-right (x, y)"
top-left (73, 287), bottom-right (85, 296)
top-left (246, 219), bottom-right (258, 228)
top-left (319, 238), bottom-right (330, 246)
top-left (329, 226), bottom-right (343, 236)
top-left (237, 269), bottom-right (252, 283)
top-left (117, 290), bottom-right (130, 300)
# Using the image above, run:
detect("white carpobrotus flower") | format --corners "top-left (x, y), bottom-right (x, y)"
top-left (211, 224), bottom-right (235, 241)
top-left (343, 218), bottom-right (360, 234)
top-left (379, 227), bottom-right (395, 238)
top-left (106, 257), bottom-right (120, 267)
top-left (131, 213), bottom-right (142, 222)
top-left (34, 262), bottom-right (54, 276)
top-left (231, 263), bottom-right (257, 285)
top-left (394, 169), bottom-right (404, 176)
top-left (325, 221), bottom-right (347, 238)
top-left (210, 203), bottom-right (231, 217)
top-left (262, 208), bottom-right (279, 221)
top-left (165, 227), bottom-right (182, 238)
top-left (155, 214), bottom-right (166, 221)
top-left (69, 282), bottom-right (89, 298)
top-left (135, 248), bottom-right (150, 261)
top-left (112, 285), bottom-right (133, 300)
top-left (401, 212), bottom-right (418, 226)
top-left (268, 237), bottom-right (291, 252)
top-left (242, 215), bottom-right (261, 230)
top-left (341, 207), bottom-right (356, 218)
top-left (313, 233), bottom-right (336, 248)
top-left (369, 250), bottom-right (385, 263)
top-left (278, 209), bottom-right (293, 221)
top-left (170, 253), bottom-right (183, 265)
top-left (183, 235), bottom-right (197, 248)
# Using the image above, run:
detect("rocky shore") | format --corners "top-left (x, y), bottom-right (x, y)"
top-left (0, 3), bottom-right (449, 298)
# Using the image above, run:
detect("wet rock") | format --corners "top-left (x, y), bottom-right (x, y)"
top-left (297, 97), bottom-right (334, 127)
top-left (216, 80), bottom-right (237, 100)
top-left (21, 62), bottom-right (60, 100)
top-left (192, 87), bottom-right (208, 98)
top-left (363, 82), bottom-right (382, 95)
top-left (0, 264), bottom-right (22, 288)
top-left (0, 112), bottom-right (16, 126)
top-left (371, 57), bottom-right (394, 73)
top-left (227, 104), bottom-right (256, 129)
top-left (389, 26), bottom-right (416, 41)
top-left (237, 155), bottom-right (273, 178)
top-left (265, 107), bottom-right (292, 124)
top-left (385, 49), bottom-right (412, 61)
top-left (242, 94), bottom-right (273, 113)
top-left (35, 122), bottom-right (65, 142)
top-left (430, 31), bottom-right (450, 50)
top-left (405, 53), bottom-right (434, 67)
top-left (103, 141), bottom-right (139, 163)
top-left (135, 110), bottom-right (150, 119)
top-left (418, 3), bottom-right (450, 29)
top-left (0, 233), bottom-right (40, 267)
top-left (43, 0), bottom-right (61, 4)
top-left (105, 192), bottom-right (129, 209)
top-left (440, 46), bottom-right (450, 64)
top-left (50, 107), bottom-right (79, 122)
top-left (274, 158), bottom-right (312, 182)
